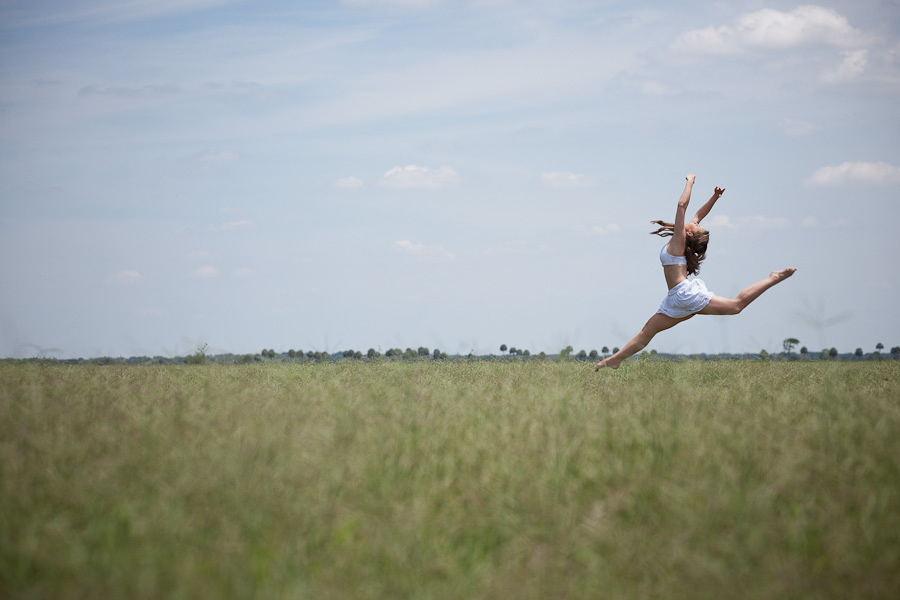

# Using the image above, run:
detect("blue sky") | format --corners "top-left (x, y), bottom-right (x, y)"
top-left (1, 0), bottom-right (898, 359)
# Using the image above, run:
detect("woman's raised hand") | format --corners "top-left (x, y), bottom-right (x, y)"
top-left (686, 173), bottom-right (696, 184)
top-left (713, 186), bottom-right (725, 197)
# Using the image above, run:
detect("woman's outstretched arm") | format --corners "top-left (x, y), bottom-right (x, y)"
top-left (690, 186), bottom-right (725, 224)
top-left (668, 174), bottom-right (695, 255)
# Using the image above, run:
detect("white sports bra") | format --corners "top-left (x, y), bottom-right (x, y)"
top-left (660, 243), bottom-right (687, 267)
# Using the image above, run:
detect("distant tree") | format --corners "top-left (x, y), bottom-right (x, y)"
top-left (432, 348), bottom-right (443, 360)
top-left (500, 344), bottom-right (507, 353)
top-left (612, 347), bottom-right (620, 354)
top-left (185, 343), bottom-right (209, 365)
top-left (288, 349), bottom-right (296, 359)
top-left (418, 346), bottom-right (430, 357)
top-left (576, 349), bottom-right (587, 360)
top-left (601, 346), bottom-right (609, 356)
top-left (559, 345), bottom-right (573, 360)
top-left (800, 346), bottom-right (808, 357)
top-left (404, 348), bottom-right (417, 360)
top-left (783, 337), bottom-right (799, 356)
top-left (537, 351), bottom-right (547, 360)
top-left (759, 349), bottom-right (769, 360)
top-left (367, 348), bottom-right (379, 359)
top-left (876, 342), bottom-right (884, 353)
top-left (829, 347), bottom-right (838, 359)
top-left (523, 349), bottom-right (530, 356)
top-left (855, 348), bottom-right (864, 358)
top-left (892, 346), bottom-right (900, 355)
top-left (589, 349), bottom-right (598, 360)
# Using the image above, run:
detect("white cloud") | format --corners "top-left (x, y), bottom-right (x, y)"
top-left (378, 165), bottom-right (459, 189)
top-left (593, 224), bottom-right (620, 235)
top-left (676, 6), bottom-right (866, 54)
top-left (822, 49), bottom-right (869, 83)
top-left (706, 215), bottom-right (790, 230)
top-left (540, 171), bottom-right (589, 189)
top-left (189, 266), bottom-right (219, 279)
top-left (395, 239), bottom-right (425, 253)
top-left (110, 270), bottom-right (142, 284)
top-left (808, 161), bottom-right (900, 185)
top-left (394, 239), bottom-right (455, 262)
top-left (335, 176), bottom-right (364, 189)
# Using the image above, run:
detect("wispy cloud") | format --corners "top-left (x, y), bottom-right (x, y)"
top-left (822, 49), bottom-right (869, 83)
top-left (808, 161), bottom-right (900, 185)
top-left (378, 165), bottom-right (459, 190)
top-left (335, 176), bottom-right (364, 189)
top-left (109, 269), bottom-right (142, 284)
top-left (189, 266), bottom-right (219, 279)
top-left (593, 223), bottom-right (620, 235)
top-left (778, 118), bottom-right (819, 137)
top-left (675, 6), bottom-right (866, 54)
top-left (394, 239), bottom-right (455, 262)
top-left (540, 171), bottom-right (590, 189)
top-left (706, 215), bottom-right (790, 230)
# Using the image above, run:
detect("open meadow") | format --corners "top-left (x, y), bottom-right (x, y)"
top-left (2, 360), bottom-right (899, 599)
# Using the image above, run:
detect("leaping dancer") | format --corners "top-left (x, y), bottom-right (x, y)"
top-left (595, 174), bottom-right (796, 371)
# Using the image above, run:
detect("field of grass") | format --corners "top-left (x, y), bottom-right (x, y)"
top-left (2, 360), bottom-right (899, 599)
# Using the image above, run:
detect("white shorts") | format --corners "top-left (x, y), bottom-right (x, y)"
top-left (658, 278), bottom-right (714, 319)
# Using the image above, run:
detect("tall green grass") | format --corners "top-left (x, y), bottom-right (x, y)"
top-left (2, 361), bottom-right (898, 599)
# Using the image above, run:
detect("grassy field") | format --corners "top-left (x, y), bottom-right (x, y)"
top-left (1, 360), bottom-right (899, 599)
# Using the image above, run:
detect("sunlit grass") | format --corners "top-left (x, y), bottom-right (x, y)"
top-left (2, 361), bottom-right (898, 599)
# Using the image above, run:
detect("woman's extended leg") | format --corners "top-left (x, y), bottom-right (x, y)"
top-left (698, 268), bottom-right (796, 315)
top-left (595, 312), bottom-right (692, 370)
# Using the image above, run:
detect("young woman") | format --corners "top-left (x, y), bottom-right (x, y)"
top-left (595, 174), bottom-right (796, 371)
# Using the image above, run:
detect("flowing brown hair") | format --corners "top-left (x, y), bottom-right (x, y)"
top-left (650, 220), bottom-right (709, 275)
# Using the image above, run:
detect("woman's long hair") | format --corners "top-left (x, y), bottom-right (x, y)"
top-left (650, 220), bottom-right (709, 276)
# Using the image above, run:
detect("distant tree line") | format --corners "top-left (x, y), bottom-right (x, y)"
top-left (7, 341), bottom-right (898, 365)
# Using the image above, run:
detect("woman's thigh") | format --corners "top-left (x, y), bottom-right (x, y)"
top-left (643, 312), bottom-right (693, 336)
top-left (697, 295), bottom-right (739, 316)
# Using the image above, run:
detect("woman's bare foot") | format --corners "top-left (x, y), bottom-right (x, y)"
top-left (770, 267), bottom-right (797, 282)
top-left (594, 358), bottom-right (621, 371)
